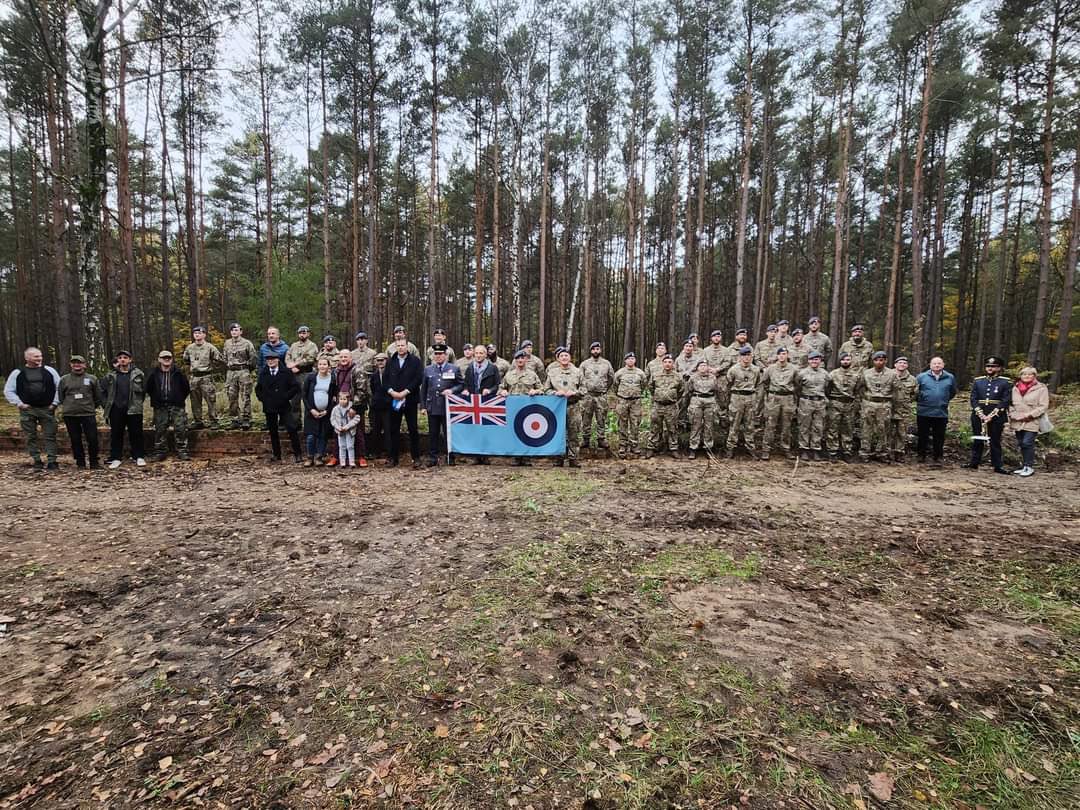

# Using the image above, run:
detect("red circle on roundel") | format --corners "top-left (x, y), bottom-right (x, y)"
top-left (530, 420), bottom-right (541, 431)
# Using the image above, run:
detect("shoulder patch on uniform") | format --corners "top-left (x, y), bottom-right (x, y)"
top-left (974, 375), bottom-right (987, 380)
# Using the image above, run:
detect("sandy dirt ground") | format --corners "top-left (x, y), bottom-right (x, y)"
top-left (0, 452), bottom-right (1077, 809)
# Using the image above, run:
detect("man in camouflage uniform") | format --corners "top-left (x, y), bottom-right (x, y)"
top-left (223, 322), bottom-right (257, 429)
top-left (795, 351), bottom-right (830, 460)
top-left (455, 344), bottom-right (474, 374)
top-left (385, 325), bottom-right (420, 358)
top-left (520, 340), bottom-right (546, 382)
top-left (544, 347), bottom-right (586, 467)
top-left (674, 339), bottom-right (702, 431)
top-left (838, 323), bottom-right (874, 449)
top-left (760, 346), bottom-right (798, 460)
top-left (776, 320), bottom-right (793, 348)
top-left (425, 328), bottom-right (457, 364)
top-left (725, 346), bottom-right (762, 458)
top-left (645, 342), bottom-right (668, 382)
top-left (825, 352), bottom-right (860, 461)
top-left (705, 329), bottom-right (735, 439)
top-left (612, 352), bottom-right (648, 459)
top-left (183, 325), bottom-right (223, 428)
top-left (499, 349), bottom-right (544, 466)
top-left (855, 350), bottom-right (898, 463)
top-left (285, 325), bottom-right (318, 418)
top-left (890, 356), bottom-right (918, 462)
top-left (803, 316), bottom-right (833, 367)
top-left (580, 341), bottom-right (615, 449)
top-left (754, 324), bottom-right (781, 367)
top-left (686, 360), bottom-right (718, 459)
top-left (317, 335), bottom-right (340, 368)
top-left (488, 343), bottom-right (510, 379)
top-left (645, 354), bottom-right (684, 459)
top-left (787, 328), bottom-right (809, 369)
top-left (351, 331), bottom-right (377, 374)
top-left (728, 328), bottom-right (751, 355)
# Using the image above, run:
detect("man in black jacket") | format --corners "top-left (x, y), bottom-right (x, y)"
top-left (146, 350), bottom-right (192, 461)
top-left (255, 353), bottom-right (303, 463)
top-left (383, 338), bottom-right (423, 467)
top-left (368, 352), bottom-right (392, 458)
top-left (462, 343), bottom-right (501, 465)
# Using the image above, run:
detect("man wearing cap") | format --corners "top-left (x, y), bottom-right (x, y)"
top-left (645, 354), bottom-right (684, 460)
top-left (518, 340), bottom-right (546, 382)
top-left (580, 341), bottom-right (615, 451)
top-left (825, 352), bottom-right (860, 461)
top-left (58, 354), bottom-right (102, 469)
top-left (686, 360), bottom-right (719, 459)
top-left (612, 352), bottom-right (648, 459)
top-left (760, 346), bottom-right (798, 460)
top-left (463, 344), bottom-right (502, 465)
top-left (499, 350), bottom-right (544, 466)
top-left (384, 337), bottom-right (424, 468)
top-left (146, 350), bottom-right (191, 461)
top-left (182, 326), bottom-right (223, 429)
top-left (963, 356), bottom-right (1012, 473)
top-left (776, 320), bottom-right (792, 347)
top-left (787, 328), bottom-right (809, 369)
top-left (704, 330), bottom-right (736, 440)
top-left (915, 356), bottom-right (957, 466)
top-left (285, 326), bottom-right (318, 417)
top-left (384, 325), bottom-right (420, 358)
top-left (255, 352), bottom-right (302, 463)
top-left (223, 322), bottom-right (257, 429)
top-left (367, 352), bottom-right (392, 457)
top-left (674, 340), bottom-right (702, 433)
top-left (455, 344), bottom-right (474, 374)
top-left (728, 328), bottom-right (751, 355)
top-left (839, 324), bottom-right (874, 369)
top-left (854, 351), bottom-right (898, 462)
top-left (100, 349), bottom-right (147, 468)
top-left (424, 329), bottom-right (457, 365)
top-left (725, 346), bottom-right (762, 458)
top-left (317, 335), bottom-right (340, 369)
top-left (754, 324), bottom-right (781, 368)
top-left (803, 317), bottom-right (833, 367)
top-left (795, 351), bottom-right (830, 460)
top-left (258, 325), bottom-right (289, 371)
top-left (645, 342), bottom-right (668, 383)
top-left (545, 347), bottom-right (587, 467)
top-left (890, 356), bottom-right (918, 462)
top-left (350, 331), bottom-right (377, 374)
top-left (420, 344), bottom-right (464, 467)
top-left (5, 346), bottom-right (62, 470)
top-left (488, 344), bottom-right (511, 378)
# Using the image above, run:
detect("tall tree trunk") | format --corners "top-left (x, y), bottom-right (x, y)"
top-left (1050, 137), bottom-right (1079, 391)
top-left (539, 32), bottom-right (552, 353)
top-left (254, 0), bottom-right (274, 324)
top-left (158, 36), bottom-right (172, 346)
top-left (734, 16), bottom-right (753, 328)
top-left (908, 21), bottom-right (935, 368)
top-left (116, 0), bottom-right (140, 353)
top-left (883, 66), bottom-right (909, 360)
top-left (320, 39), bottom-right (331, 327)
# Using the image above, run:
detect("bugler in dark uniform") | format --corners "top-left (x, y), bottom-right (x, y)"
top-left (964, 355), bottom-right (1012, 473)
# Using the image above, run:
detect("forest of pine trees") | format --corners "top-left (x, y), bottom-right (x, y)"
top-left (0, 0), bottom-right (1078, 388)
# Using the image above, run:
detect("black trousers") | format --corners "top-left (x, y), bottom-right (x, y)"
top-left (428, 413), bottom-right (448, 461)
top-left (266, 411), bottom-right (301, 458)
top-left (367, 407), bottom-right (389, 456)
top-left (64, 415), bottom-right (99, 466)
top-left (969, 413), bottom-right (1006, 469)
top-left (108, 407), bottom-right (144, 461)
top-left (916, 415), bottom-right (947, 460)
top-left (389, 403), bottom-right (420, 462)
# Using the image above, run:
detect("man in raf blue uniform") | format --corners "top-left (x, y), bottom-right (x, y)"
top-left (963, 355), bottom-right (1011, 474)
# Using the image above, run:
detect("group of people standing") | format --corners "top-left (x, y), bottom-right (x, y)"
top-left (3, 319), bottom-right (1052, 477)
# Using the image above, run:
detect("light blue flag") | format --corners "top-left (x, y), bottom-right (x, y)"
top-left (447, 393), bottom-right (567, 456)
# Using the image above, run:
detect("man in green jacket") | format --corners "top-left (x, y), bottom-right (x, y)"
top-left (58, 355), bottom-right (102, 469)
top-left (101, 350), bottom-right (147, 469)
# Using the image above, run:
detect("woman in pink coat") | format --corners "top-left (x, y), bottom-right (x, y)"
top-left (1009, 367), bottom-right (1049, 477)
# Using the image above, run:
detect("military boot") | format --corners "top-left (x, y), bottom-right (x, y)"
top-left (643, 450), bottom-right (653, 459)
top-left (799, 451), bottom-right (811, 461)
top-left (688, 449), bottom-right (697, 460)
top-left (724, 448), bottom-right (735, 459)
top-left (669, 449), bottom-right (680, 460)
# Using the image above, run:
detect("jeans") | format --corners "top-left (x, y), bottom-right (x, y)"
top-left (266, 411), bottom-right (300, 459)
top-left (305, 416), bottom-right (330, 458)
top-left (1016, 429), bottom-right (1037, 468)
top-left (64, 415), bottom-right (99, 466)
top-left (917, 415), bottom-right (947, 460)
top-left (108, 407), bottom-right (145, 461)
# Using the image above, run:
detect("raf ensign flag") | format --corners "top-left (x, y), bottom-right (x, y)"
top-left (447, 394), bottom-right (567, 456)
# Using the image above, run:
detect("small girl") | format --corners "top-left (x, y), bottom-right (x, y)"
top-left (330, 391), bottom-right (363, 468)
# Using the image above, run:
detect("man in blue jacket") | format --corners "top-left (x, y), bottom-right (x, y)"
top-left (420, 344), bottom-right (464, 467)
top-left (915, 355), bottom-right (957, 467)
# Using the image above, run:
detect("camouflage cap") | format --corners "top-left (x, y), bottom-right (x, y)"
top-left (158, 350), bottom-right (173, 359)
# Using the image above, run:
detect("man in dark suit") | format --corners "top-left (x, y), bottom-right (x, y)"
top-left (383, 338), bottom-right (424, 467)
top-left (462, 343), bottom-right (502, 465)
top-left (367, 351), bottom-right (391, 458)
top-left (255, 353), bottom-right (302, 463)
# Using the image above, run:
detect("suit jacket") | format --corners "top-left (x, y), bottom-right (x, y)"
top-left (369, 367), bottom-right (393, 411)
top-left (463, 361), bottom-right (500, 396)
top-left (383, 352), bottom-right (423, 406)
top-left (255, 366), bottom-right (300, 414)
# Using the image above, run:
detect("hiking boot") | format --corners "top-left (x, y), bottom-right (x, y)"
top-left (46, 461), bottom-right (59, 471)
top-left (553, 458), bottom-right (565, 467)
top-left (669, 449), bottom-right (680, 460)
top-left (568, 459), bottom-right (581, 468)
top-left (32, 458), bottom-right (44, 470)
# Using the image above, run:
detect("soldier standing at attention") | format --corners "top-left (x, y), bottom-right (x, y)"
top-left (545, 347), bottom-right (587, 467)
top-left (754, 324), bottom-right (781, 367)
top-left (686, 360), bottom-right (718, 459)
top-left (456, 344), bottom-right (474, 374)
top-left (963, 355), bottom-right (1012, 474)
top-left (499, 349), bottom-right (544, 467)
top-left (854, 350), bottom-right (897, 463)
top-left (223, 322), bottom-right (257, 429)
top-left (787, 328), bottom-right (810, 368)
top-left (183, 325), bottom-right (223, 429)
top-left (839, 323), bottom-right (874, 369)
top-left (317, 335), bottom-right (340, 368)
top-left (705, 330), bottom-right (735, 440)
top-left (760, 346), bottom-right (798, 460)
top-left (803, 316), bottom-right (833, 367)
top-left (725, 346), bottom-right (762, 458)
top-left (146, 350), bottom-right (191, 461)
top-left (890, 356), bottom-right (918, 462)
top-left (645, 354), bottom-right (684, 460)
top-left (825, 352), bottom-right (860, 461)
top-left (519, 340), bottom-right (547, 382)
top-left (645, 341), bottom-right (668, 382)
top-left (285, 325), bottom-right (318, 417)
top-left (776, 320), bottom-right (793, 347)
top-left (795, 351), bottom-right (829, 460)
top-left (351, 331), bottom-right (377, 373)
top-left (580, 341), bottom-right (615, 450)
top-left (675, 339), bottom-right (701, 379)
top-left (612, 352), bottom-right (647, 459)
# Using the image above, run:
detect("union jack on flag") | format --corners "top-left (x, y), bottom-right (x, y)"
top-left (446, 393), bottom-right (508, 426)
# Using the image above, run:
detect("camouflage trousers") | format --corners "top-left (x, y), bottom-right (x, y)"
top-left (889, 415), bottom-right (911, 454)
top-left (565, 401), bottom-right (583, 460)
top-left (226, 369), bottom-right (253, 423)
top-left (581, 392), bottom-right (609, 447)
top-left (763, 393), bottom-right (796, 451)
top-left (153, 405), bottom-right (189, 454)
top-left (19, 405), bottom-right (58, 462)
top-left (688, 396), bottom-right (716, 449)
top-left (614, 397), bottom-right (643, 456)
top-left (860, 401), bottom-right (892, 457)
top-left (189, 375), bottom-right (218, 424)
top-left (825, 399), bottom-right (856, 453)
top-left (649, 401), bottom-right (679, 451)
top-left (797, 398), bottom-right (827, 451)
top-left (726, 392), bottom-right (757, 451)
top-left (714, 380), bottom-right (730, 439)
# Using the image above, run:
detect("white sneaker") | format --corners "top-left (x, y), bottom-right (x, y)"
top-left (107, 460), bottom-right (122, 470)
top-left (1017, 466), bottom-right (1034, 477)
top-left (135, 457), bottom-right (147, 467)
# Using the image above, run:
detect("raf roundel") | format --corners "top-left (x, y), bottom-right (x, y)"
top-left (514, 403), bottom-right (558, 447)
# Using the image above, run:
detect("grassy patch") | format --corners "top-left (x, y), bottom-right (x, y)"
top-left (505, 470), bottom-right (601, 514)
top-left (993, 561), bottom-right (1080, 638)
